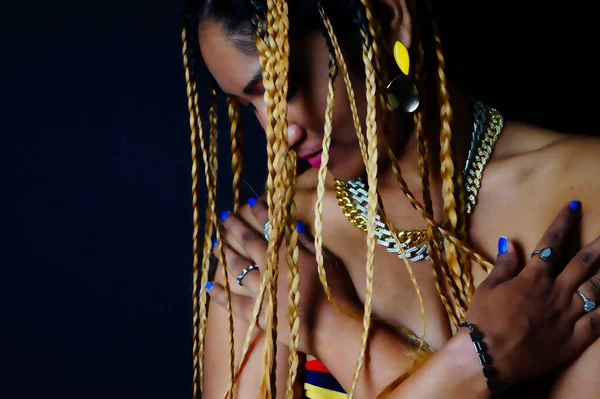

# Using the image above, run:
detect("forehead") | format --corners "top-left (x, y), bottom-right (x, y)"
top-left (198, 19), bottom-right (259, 96)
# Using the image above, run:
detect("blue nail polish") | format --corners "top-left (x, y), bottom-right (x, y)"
top-left (569, 200), bottom-right (581, 212)
top-left (296, 220), bottom-right (306, 235)
top-left (498, 236), bottom-right (508, 255)
top-left (219, 210), bottom-right (230, 221)
top-left (212, 238), bottom-right (218, 247)
top-left (247, 197), bottom-right (258, 207)
top-left (205, 282), bottom-right (214, 291)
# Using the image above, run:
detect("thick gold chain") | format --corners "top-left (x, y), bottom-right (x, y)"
top-left (335, 179), bottom-right (430, 246)
top-left (334, 102), bottom-right (504, 250)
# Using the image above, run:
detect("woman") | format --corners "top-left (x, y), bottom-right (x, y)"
top-left (181, 0), bottom-right (600, 397)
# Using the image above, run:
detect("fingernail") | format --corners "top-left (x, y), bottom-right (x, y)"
top-left (205, 282), bottom-right (214, 291)
top-left (296, 220), bottom-right (306, 234)
top-left (219, 210), bottom-right (229, 221)
top-left (212, 238), bottom-right (218, 247)
top-left (569, 200), bottom-right (581, 212)
top-left (248, 197), bottom-right (258, 207)
top-left (498, 236), bottom-right (508, 255)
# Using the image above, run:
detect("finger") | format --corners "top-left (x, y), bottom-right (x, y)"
top-left (571, 305), bottom-right (600, 355)
top-left (212, 240), bottom-right (261, 294)
top-left (482, 236), bottom-right (522, 288)
top-left (238, 197), bottom-right (265, 232)
top-left (206, 282), bottom-right (259, 325)
top-left (568, 268), bottom-right (600, 320)
top-left (521, 201), bottom-right (582, 280)
top-left (248, 197), bottom-right (270, 240)
top-left (557, 234), bottom-right (600, 293)
top-left (220, 211), bottom-right (268, 268)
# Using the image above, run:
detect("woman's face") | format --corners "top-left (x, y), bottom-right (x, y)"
top-left (198, 18), bottom-right (398, 181)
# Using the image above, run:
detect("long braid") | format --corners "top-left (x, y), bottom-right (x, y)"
top-left (313, 3), bottom-right (344, 320)
top-left (181, 26), bottom-right (205, 398)
top-left (346, 2), bottom-right (380, 397)
top-left (206, 85), bottom-right (237, 399)
top-left (410, 45), bottom-right (460, 329)
top-left (284, 150), bottom-right (301, 399)
top-left (183, 25), bottom-right (223, 397)
top-left (427, 13), bottom-right (469, 317)
top-left (225, 3), bottom-right (276, 392)
top-left (227, 97), bottom-right (244, 212)
top-left (255, 0), bottom-right (293, 396)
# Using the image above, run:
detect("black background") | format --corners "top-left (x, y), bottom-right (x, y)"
top-left (3, 1), bottom-right (597, 398)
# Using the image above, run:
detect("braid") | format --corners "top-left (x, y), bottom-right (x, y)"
top-left (206, 86), bottom-right (237, 399)
top-left (410, 43), bottom-right (461, 329)
top-left (313, 4), bottom-right (339, 312)
top-left (430, 19), bottom-right (470, 317)
top-left (227, 97), bottom-right (244, 212)
top-left (253, 0), bottom-right (294, 396)
top-left (284, 151), bottom-right (301, 399)
top-left (346, 2), bottom-right (380, 397)
top-left (181, 26), bottom-right (205, 398)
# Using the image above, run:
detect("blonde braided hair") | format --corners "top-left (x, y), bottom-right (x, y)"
top-left (183, 1), bottom-right (498, 398)
top-left (227, 98), bottom-right (244, 212)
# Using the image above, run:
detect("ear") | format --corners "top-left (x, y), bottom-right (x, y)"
top-left (376, 0), bottom-right (413, 50)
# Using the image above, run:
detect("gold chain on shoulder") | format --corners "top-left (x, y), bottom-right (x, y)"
top-left (463, 106), bottom-right (504, 214)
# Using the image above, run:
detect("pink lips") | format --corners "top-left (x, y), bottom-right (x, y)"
top-left (305, 151), bottom-right (322, 168)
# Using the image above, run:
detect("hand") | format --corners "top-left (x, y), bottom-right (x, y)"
top-left (207, 198), bottom-right (359, 355)
top-left (465, 200), bottom-right (600, 388)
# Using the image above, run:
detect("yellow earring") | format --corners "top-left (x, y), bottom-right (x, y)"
top-left (386, 41), bottom-right (419, 113)
top-left (393, 41), bottom-right (410, 75)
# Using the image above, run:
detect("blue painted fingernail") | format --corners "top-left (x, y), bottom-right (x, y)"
top-left (205, 282), bottom-right (214, 291)
top-left (569, 200), bottom-right (581, 212)
top-left (248, 197), bottom-right (258, 207)
top-left (498, 236), bottom-right (508, 255)
top-left (212, 238), bottom-right (218, 247)
top-left (219, 210), bottom-right (229, 221)
top-left (296, 220), bottom-right (306, 234)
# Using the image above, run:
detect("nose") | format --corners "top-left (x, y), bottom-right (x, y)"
top-left (254, 103), bottom-right (306, 149)
top-left (287, 124), bottom-right (306, 150)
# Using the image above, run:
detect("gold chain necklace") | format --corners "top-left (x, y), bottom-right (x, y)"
top-left (334, 102), bottom-right (504, 262)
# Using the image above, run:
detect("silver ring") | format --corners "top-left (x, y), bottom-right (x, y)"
top-left (236, 264), bottom-right (259, 286)
top-left (263, 221), bottom-right (270, 241)
top-left (531, 246), bottom-right (553, 261)
top-left (577, 290), bottom-right (597, 313)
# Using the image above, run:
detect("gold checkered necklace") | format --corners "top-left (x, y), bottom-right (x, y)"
top-left (334, 101), bottom-right (504, 262)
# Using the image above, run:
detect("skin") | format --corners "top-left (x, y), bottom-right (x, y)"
top-left (197, 0), bottom-right (600, 397)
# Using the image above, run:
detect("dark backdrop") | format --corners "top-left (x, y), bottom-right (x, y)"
top-left (3, 1), bottom-right (597, 398)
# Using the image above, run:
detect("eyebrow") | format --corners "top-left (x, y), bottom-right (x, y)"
top-left (243, 68), bottom-right (263, 95)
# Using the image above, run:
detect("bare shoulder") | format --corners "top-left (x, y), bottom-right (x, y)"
top-left (470, 122), bottom-right (600, 259)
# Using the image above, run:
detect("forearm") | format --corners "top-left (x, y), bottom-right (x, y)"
top-left (314, 306), bottom-right (489, 398)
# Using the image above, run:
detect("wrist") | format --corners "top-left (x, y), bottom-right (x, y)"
top-left (443, 329), bottom-right (491, 398)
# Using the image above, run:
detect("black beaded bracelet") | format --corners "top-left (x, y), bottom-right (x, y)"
top-left (458, 322), bottom-right (504, 396)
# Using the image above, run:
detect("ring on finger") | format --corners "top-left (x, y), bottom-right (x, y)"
top-left (237, 264), bottom-right (259, 287)
top-left (531, 246), bottom-right (554, 261)
top-left (263, 221), bottom-right (270, 241)
top-left (577, 290), bottom-right (597, 313)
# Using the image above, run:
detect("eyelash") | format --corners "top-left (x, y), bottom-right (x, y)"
top-left (236, 73), bottom-right (298, 114)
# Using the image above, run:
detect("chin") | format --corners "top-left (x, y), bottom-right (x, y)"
top-left (328, 161), bottom-right (366, 181)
